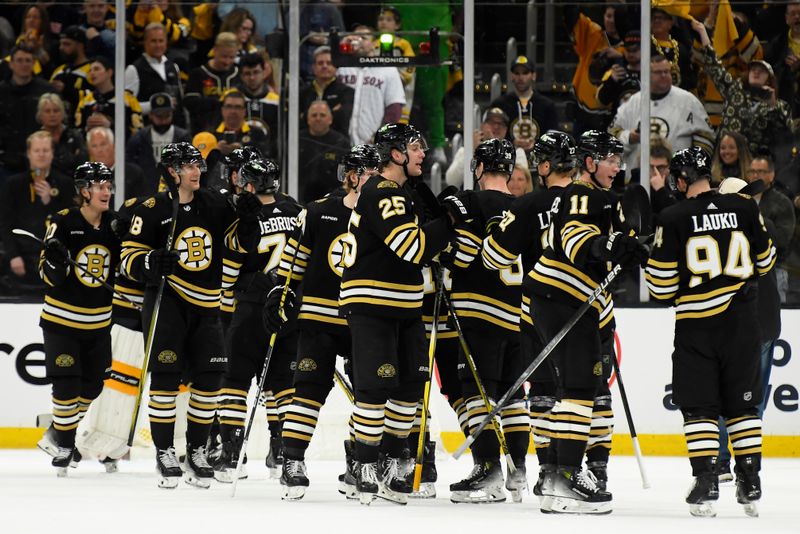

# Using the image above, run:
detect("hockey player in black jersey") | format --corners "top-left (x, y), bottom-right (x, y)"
top-left (210, 158), bottom-right (303, 483)
top-left (262, 144), bottom-right (381, 500)
top-left (444, 138), bottom-right (528, 503)
top-left (645, 148), bottom-right (776, 518)
top-left (38, 162), bottom-right (119, 475)
top-left (481, 130), bottom-right (577, 504)
top-left (339, 123), bottom-right (461, 505)
top-left (526, 131), bottom-right (648, 514)
top-left (120, 142), bottom-right (261, 489)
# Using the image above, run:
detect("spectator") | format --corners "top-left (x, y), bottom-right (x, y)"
top-left (650, 7), bottom-right (696, 90)
top-left (192, 131), bottom-right (225, 192)
top-left (75, 56), bottom-right (143, 140)
top-left (211, 90), bottom-right (269, 157)
top-left (508, 165), bottom-right (534, 197)
top-left (0, 131), bottom-right (72, 293)
top-left (86, 126), bottom-right (146, 199)
top-left (298, 100), bottom-right (350, 203)
top-left (132, 0), bottom-right (191, 47)
top-left (694, 21), bottom-right (793, 161)
top-left (489, 55), bottom-right (558, 152)
top-left (124, 22), bottom-right (184, 119)
top-left (610, 54), bottom-right (713, 173)
top-left (80, 0), bottom-right (115, 61)
top-left (49, 26), bottom-right (91, 123)
top-left (299, 46), bottom-right (354, 137)
top-left (597, 30), bottom-right (642, 117)
top-left (765, 2), bottom-right (800, 119)
top-left (126, 92), bottom-right (191, 195)
top-left (710, 130), bottom-right (752, 186)
top-left (299, 0), bottom-right (345, 80)
top-left (219, 8), bottom-right (259, 60)
top-left (648, 140), bottom-right (678, 215)
top-left (5, 5), bottom-right (56, 79)
top-left (747, 155), bottom-right (796, 302)
top-left (217, 1), bottom-right (279, 45)
top-left (184, 31), bottom-right (240, 134)
top-left (37, 93), bottom-right (88, 177)
top-left (376, 6), bottom-right (415, 123)
top-left (445, 107), bottom-right (517, 188)
top-left (238, 52), bottom-right (279, 157)
top-left (0, 46), bottom-right (55, 176)
top-left (336, 25), bottom-right (405, 145)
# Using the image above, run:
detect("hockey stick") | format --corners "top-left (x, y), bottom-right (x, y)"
top-left (13, 228), bottom-right (142, 310)
top-left (231, 229), bottom-right (302, 498)
top-left (610, 351), bottom-right (651, 489)
top-left (126, 192), bottom-right (181, 446)
top-left (413, 265), bottom-right (445, 491)
top-left (334, 367), bottom-right (354, 404)
top-left (440, 281), bottom-right (516, 473)
top-left (453, 263), bottom-right (623, 459)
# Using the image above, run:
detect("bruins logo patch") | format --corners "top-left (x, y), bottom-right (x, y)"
top-left (124, 197), bottom-right (138, 207)
top-left (158, 350), bottom-right (177, 364)
top-left (593, 362), bottom-right (603, 376)
top-left (377, 363), bottom-right (396, 378)
top-left (297, 358), bottom-right (317, 372)
top-left (377, 180), bottom-right (398, 189)
top-left (55, 354), bottom-right (74, 367)
top-left (143, 197), bottom-right (156, 208)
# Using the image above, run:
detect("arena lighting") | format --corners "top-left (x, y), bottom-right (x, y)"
top-left (330, 27), bottom-right (442, 67)
top-left (379, 32), bottom-right (394, 56)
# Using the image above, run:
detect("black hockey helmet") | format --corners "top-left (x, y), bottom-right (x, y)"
top-left (223, 146), bottom-right (264, 170)
top-left (374, 122), bottom-right (428, 165)
top-left (668, 147), bottom-right (711, 191)
top-left (337, 144), bottom-right (381, 182)
top-left (577, 130), bottom-right (624, 169)
top-left (235, 158), bottom-right (280, 194)
top-left (470, 138), bottom-right (515, 177)
top-left (161, 142), bottom-right (207, 173)
top-left (530, 130), bottom-right (577, 172)
top-left (73, 161), bottom-right (113, 194)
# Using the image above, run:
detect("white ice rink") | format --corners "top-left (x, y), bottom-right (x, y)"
top-left (1, 450), bottom-right (797, 534)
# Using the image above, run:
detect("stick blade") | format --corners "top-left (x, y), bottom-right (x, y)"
top-left (621, 184), bottom-right (653, 235)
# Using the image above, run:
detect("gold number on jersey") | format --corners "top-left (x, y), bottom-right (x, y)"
top-left (258, 233), bottom-right (286, 274)
top-left (653, 226), bottom-right (664, 248)
top-left (686, 231), bottom-right (753, 288)
top-left (44, 221), bottom-right (57, 241)
top-left (568, 194), bottom-right (589, 215)
top-left (129, 215), bottom-right (143, 236)
top-left (378, 196), bottom-right (406, 219)
top-left (497, 210), bottom-right (516, 232)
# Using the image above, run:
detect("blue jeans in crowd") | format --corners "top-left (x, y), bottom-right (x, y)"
top-left (718, 339), bottom-right (775, 464)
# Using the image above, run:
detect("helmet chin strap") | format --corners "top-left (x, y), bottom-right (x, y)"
top-left (392, 151), bottom-right (415, 182)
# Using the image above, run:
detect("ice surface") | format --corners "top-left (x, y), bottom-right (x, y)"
top-left (1, 450), bottom-right (797, 533)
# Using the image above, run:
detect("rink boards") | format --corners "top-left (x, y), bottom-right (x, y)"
top-left (0, 304), bottom-right (797, 456)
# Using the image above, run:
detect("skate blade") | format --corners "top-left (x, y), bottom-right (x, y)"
top-left (158, 476), bottom-right (180, 489)
top-left (282, 486), bottom-right (307, 501)
top-left (742, 502), bottom-right (759, 518)
top-left (507, 484), bottom-right (528, 503)
top-left (184, 473), bottom-right (211, 489)
top-left (359, 492), bottom-right (376, 505)
top-left (338, 482), bottom-right (358, 500)
top-left (409, 483), bottom-right (437, 499)
top-left (376, 487), bottom-right (408, 505)
top-left (689, 502), bottom-right (716, 517)
top-left (215, 468), bottom-right (247, 483)
top-left (718, 473), bottom-right (734, 484)
top-left (103, 461), bottom-right (119, 474)
top-left (538, 495), bottom-right (554, 514)
top-left (267, 467), bottom-right (281, 480)
top-left (38, 440), bottom-right (58, 458)
top-left (449, 489), bottom-right (506, 504)
top-left (56, 467), bottom-right (69, 478)
top-left (550, 497), bottom-right (613, 515)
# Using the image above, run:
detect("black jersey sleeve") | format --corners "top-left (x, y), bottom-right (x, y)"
top-left (559, 185), bottom-right (606, 268)
top-left (119, 196), bottom-right (163, 283)
top-left (38, 210), bottom-right (71, 287)
top-left (644, 209), bottom-right (681, 303)
top-left (277, 206), bottom-right (312, 289)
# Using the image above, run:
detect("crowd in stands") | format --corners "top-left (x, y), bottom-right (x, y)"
top-left (0, 1), bottom-right (800, 305)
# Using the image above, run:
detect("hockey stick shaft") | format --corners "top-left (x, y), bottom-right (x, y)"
top-left (126, 195), bottom-right (181, 446)
top-left (334, 367), bottom-right (354, 404)
top-left (413, 266), bottom-right (444, 491)
top-left (610, 352), bottom-right (651, 489)
top-left (453, 263), bottom-right (622, 459)
top-left (441, 285), bottom-right (516, 473)
top-left (13, 228), bottom-right (142, 310)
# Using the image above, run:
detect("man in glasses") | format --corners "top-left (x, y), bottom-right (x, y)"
top-left (212, 90), bottom-right (269, 158)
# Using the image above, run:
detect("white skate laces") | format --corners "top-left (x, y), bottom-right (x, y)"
top-left (285, 459), bottom-right (307, 478)
top-left (158, 447), bottom-right (181, 469)
top-left (190, 445), bottom-right (211, 469)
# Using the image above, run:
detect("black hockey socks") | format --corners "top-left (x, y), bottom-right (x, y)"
top-left (451, 397), bottom-right (470, 438)
top-left (282, 396), bottom-right (324, 460)
top-left (586, 394), bottom-right (613, 464)
top-left (726, 415), bottom-right (762, 459)
top-left (382, 398), bottom-right (417, 457)
top-left (464, 395), bottom-right (501, 460)
top-left (149, 389), bottom-right (179, 449)
top-left (551, 398), bottom-right (593, 468)
top-left (186, 386), bottom-right (219, 446)
top-left (264, 392), bottom-right (280, 435)
top-left (683, 417), bottom-right (719, 476)
top-left (218, 387), bottom-right (248, 428)
top-left (500, 399), bottom-right (530, 460)
top-left (275, 387), bottom-right (295, 426)
top-left (353, 399), bottom-right (384, 463)
top-left (530, 394), bottom-right (555, 465)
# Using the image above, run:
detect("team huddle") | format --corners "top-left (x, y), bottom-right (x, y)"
top-left (31, 122), bottom-right (775, 517)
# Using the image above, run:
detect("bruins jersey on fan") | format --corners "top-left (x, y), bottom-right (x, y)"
top-left (112, 197), bottom-right (146, 331)
top-left (482, 186), bottom-right (566, 327)
top-left (448, 190), bottom-right (521, 332)
top-left (339, 177), bottom-right (450, 318)
top-left (645, 191), bottom-right (776, 324)
top-left (526, 180), bottom-right (617, 332)
top-left (120, 190), bottom-right (253, 314)
top-left (277, 195), bottom-right (352, 332)
top-left (39, 207), bottom-right (120, 336)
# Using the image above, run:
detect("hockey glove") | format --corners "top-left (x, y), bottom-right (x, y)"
top-left (440, 195), bottom-right (470, 227)
top-left (262, 285), bottom-right (296, 333)
top-left (590, 232), bottom-right (650, 269)
top-left (436, 241), bottom-right (458, 270)
top-left (110, 214), bottom-right (131, 241)
top-left (44, 238), bottom-right (69, 267)
top-left (235, 190), bottom-right (262, 220)
top-left (143, 248), bottom-right (179, 282)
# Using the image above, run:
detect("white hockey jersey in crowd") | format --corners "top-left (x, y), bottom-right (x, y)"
top-left (337, 66), bottom-right (406, 146)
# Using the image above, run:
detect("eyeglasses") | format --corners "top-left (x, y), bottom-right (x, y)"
top-left (749, 168), bottom-right (772, 175)
top-left (222, 104), bottom-right (245, 110)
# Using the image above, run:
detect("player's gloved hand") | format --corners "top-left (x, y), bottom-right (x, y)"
top-left (44, 238), bottom-right (69, 267)
top-left (262, 285), bottom-right (296, 333)
top-left (143, 248), bottom-right (179, 282)
top-left (591, 232), bottom-right (650, 269)
top-left (110, 213), bottom-right (131, 241)
top-left (436, 241), bottom-right (458, 270)
top-left (235, 190), bottom-right (262, 220)
top-left (440, 194), bottom-right (470, 227)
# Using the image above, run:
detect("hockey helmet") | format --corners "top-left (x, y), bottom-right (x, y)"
top-left (470, 138), bottom-right (515, 177)
top-left (668, 147), bottom-right (711, 191)
top-left (530, 130), bottom-right (577, 172)
top-left (374, 122), bottom-right (428, 165)
top-left (235, 158), bottom-right (280, 194)
top-left (337, 144), bottom-right (381, 182)
top-left (160, 142), bottom-right (207, 173)
top-left (577, 130), bottom-right (624, 169)
top-left (73, 161), bottom-right (113, 195)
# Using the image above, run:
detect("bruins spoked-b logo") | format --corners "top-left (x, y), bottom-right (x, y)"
top-left (75, 245), bottom-right (111, 287)
top-left (157, 350), bottom-right (177, 364)
top-left (328, 233), bottom-right (356, 275)
top-left (297, 358), bottom-right (318, 372)
top-left (55, 354), bottom-right (75, 367)
top-left (175, 226), bottom-right (212, 271)
top-left (377, 363), bottom-right (396, 378)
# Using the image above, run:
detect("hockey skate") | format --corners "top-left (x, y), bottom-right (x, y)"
top-left (449, 460), bottom-right (506, 504)
top-left (338, 440), bottom-right (358, 500)
top-left (212, 435), bottom-right (248, 483)
top-left (265, 436), bottom-right (283, 479)
top-left (717, 458), bottom-right (733, 483)
top-left (156, 447), bottom-right (183, 489)
top-left (100, 456), bottom-right (119, 473)
top-left (355, 462), bottom-right (380, 505)
top-left (735, 457), bottom-right (761, 518)
top-left (52, 447), bottom-right (75, 477)
top-left (408, 440), bottom-right (437, 499)
top-left (505, 458), bottom-right (528, 503)
top-left (547, 467), bottom-right (612, 515)
top-left (378, 456), bottom-right (411, 505)
top-left (686, 473), bottom-right (719, 517)
top-left (281, 458), bottom-right (310, 501)
top-left (533, 464), bottom-right (556, 513)
top-left (587, 460), bottom-right (608, 492)
top-left (37, 424), bottom-right (58, 457)
top-left (184, 444), bottom-right (213, 489)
